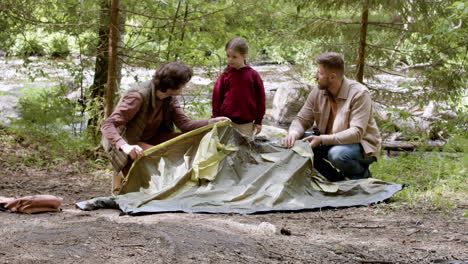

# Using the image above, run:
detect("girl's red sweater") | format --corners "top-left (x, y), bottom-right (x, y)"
top-left (211, 66), bottom-right (266, 125)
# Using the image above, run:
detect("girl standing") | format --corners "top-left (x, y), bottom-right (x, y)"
top-left (211, 37), bottom-right (266, 139)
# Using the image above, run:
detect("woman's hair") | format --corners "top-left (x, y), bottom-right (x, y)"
top-left (225, 37), bottom-right (249, 56)
top-left (152, 61), bottom-right (193, 92)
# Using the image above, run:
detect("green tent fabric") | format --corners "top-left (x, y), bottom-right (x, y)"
top-left (77, 121), bottom-right (402, 215)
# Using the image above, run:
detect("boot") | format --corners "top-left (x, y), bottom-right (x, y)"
top-left (111, 171), bottom-right (124, 195)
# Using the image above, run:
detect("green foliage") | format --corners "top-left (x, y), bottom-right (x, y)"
top-left (444, 134), bottom-right (468, 153)
top-left (76, 31), bottom-right (99, 56)
top-left (13, 84), bottom-right (75, 132)
top-left (11, 36), bottom-right (46, 56)
top-left (48, 34), bottom-right (71, 58)
top-left (8, 84), bottom-right (93, 165)
top-left (182, 86), bottom-right (213, 120)
top-left (372, 152), bottom-right (467, 210)
top-left (85, 95), bottom-right (106, 143)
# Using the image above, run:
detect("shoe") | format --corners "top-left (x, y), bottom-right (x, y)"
top-left (112, 171), bottom-right (124, 195)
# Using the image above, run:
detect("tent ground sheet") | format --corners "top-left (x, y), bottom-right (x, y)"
top-left (77, 121), bottom-right (402, 215)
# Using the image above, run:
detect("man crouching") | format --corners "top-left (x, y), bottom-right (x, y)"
top-left (282, 52), bottom-right (381, 181)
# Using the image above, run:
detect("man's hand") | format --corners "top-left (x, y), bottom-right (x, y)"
top-left (254, 124), bottom-right (262, 135)
top-left (282, 132), bottom-right (300, 148)
top-left (208, 116), bottom-right (231, 124)
top-left (120, 144), bottom-right (144, 160)
top-left (302, 135), bottom-right (322, 148)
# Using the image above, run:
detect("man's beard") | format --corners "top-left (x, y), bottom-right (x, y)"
top-left (317, 81), bottom-right (328, 90)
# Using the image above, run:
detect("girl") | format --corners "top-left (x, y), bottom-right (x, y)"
top-left (211, 37), bottom-right (266, 139)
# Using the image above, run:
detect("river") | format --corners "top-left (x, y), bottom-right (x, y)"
top-left (0, 56), bottom-right (462, 132)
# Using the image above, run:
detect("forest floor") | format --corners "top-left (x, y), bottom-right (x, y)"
top-left (0, 138), bottom-right (466, 264)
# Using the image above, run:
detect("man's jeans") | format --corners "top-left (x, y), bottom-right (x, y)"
top-left (303, 133), bottom-right (376, 181)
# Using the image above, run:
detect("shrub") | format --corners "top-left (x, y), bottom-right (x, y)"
top-left (14, 84), bottom-right (75, 131)
top-left (11, 37), bottom-right (46, 56)
top-left (8, 84), bottom-right (92, 163)
top-left (49, 35), bottom-right (71, 58)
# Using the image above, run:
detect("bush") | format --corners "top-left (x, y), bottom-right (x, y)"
top-left (48, 35), bottom-right (71, 58)
top-left (14, 84), bottom-right (75, 131)
top-left (8, 84), bottom-right (92, 163)
top-left (11, 37), bottom-right (46, 56)
top-left (76, 31), bottom-right (98, 56)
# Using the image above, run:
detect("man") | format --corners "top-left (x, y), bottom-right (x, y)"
top-left (282, 52), bottom-right (381, 181)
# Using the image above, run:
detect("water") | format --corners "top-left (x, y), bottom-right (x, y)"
top-left (0, 56), bottom-right (459, 129)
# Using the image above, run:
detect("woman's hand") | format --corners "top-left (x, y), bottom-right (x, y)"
top-left (208, 116), bottom-right (231, 124)
top-left (254, 124), bottom-right (262, 135)
top-left (120, 144), bottom-right (145, 160)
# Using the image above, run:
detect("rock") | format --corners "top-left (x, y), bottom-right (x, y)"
top-left (257, 222), bottom-right (277, 236)
top-left (270, 81), bottom-right (311, 125)
top-left (373, 101), bottom-right (457, 140)
top-left (66, 90), bottom-right (82, 101)
top-left (257, 125), bottom-right (287, 138)
top-left (373, 102), bottom-right (389, 121)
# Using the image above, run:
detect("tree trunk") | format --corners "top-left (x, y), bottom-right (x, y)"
top-left (87, 0), bottom-right (110, 139)
top-left (115, 8), bottom-right (126, 93)
top-left (175, 1), bottom-right (189, 60)
top-left (166, 0), bottom-right (182, 61)
top-left (383, 139), bottom-right (445, 152)
top-left (105, 0), bottom-right (119, 118)
top-left (355, 2), bottom-right (369, 83)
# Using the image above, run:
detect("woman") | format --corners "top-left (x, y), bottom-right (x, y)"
top-left (101, 61), bottom-right (229, 193)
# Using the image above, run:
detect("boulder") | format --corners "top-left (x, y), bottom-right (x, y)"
top-left (270, 81), bottom-right (311, 125)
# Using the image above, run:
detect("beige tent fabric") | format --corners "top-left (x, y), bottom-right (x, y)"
top-left (231, 122), bottom-right (255, 140)
top-left (0, 195), bottom-right (62, 213)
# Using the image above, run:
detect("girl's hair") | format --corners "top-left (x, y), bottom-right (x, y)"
top-left (152, 61), bottom-right (193, 92)
top-left (225, 37), bottom-right (249, 55)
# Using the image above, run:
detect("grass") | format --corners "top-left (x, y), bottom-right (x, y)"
top-left (371, 150), bottom-right (467, 211)
top-left (0, 125), bottom-right (106, 172)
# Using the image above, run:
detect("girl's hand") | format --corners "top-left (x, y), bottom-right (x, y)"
top-left (254, 124), bottom-right (262, 135)
top-left (208, 116), bottom-right (231, 124)
top-left (120, 144), bottom-right (144, 160)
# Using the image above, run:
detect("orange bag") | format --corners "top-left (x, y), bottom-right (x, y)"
top-left (0, 195), bottom-right (62, 214)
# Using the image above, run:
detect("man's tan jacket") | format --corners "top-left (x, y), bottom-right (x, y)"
top-left (289, 77), bottom-right (381, 157)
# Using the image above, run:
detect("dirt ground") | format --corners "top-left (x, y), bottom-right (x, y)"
top-left (0, 141), bottom-right (466, 264)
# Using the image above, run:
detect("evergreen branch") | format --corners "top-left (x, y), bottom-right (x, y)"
top-left (297, 14), bottom-right (412, 26)
top-left (367, 44), bottom-right (401, 52)
top-left (119, 53), bottom-right (162, 65)
top-left (123, 5), bottom-right (231, 22)
top-left (370, 23), bottom-right (433, 34)
top-left (5, 8), bottom-right (99, 27)
top-left (122, 9), bottom-right (178, 20)
top-left (397, 60), bottom-right (445, 71)
top-left (368, 44), bottom-right (466, 58)
top-left (124, 23), bottom-right (171, 30)
top-left (121, 47), bottom-right (161, 56)
top-left (297, 14), bottom-right (433, 34)
top-left (367, 65), bottom-right (410, 77)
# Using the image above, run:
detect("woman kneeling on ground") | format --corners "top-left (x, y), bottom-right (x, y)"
top-left (101, 61), bottom-right (229, 193)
